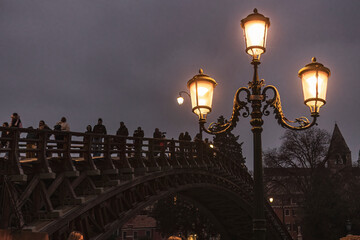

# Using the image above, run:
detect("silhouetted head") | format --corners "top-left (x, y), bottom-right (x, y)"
top-left (61, 117), bottom-right (66, 123)
top-left (120, 121), bottom-right (124, 126)
top-left (86, 125), bottom-right (92, 132)
top-left (11, 113), bottom-right (18, 119)
top-left (98, 118), bottom-right (103, 125)
top-left (67, 231), bottom-right (83, 240)
top-left (3, 122), bottom-right (9, 127)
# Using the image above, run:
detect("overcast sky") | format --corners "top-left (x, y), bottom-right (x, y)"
top-left (0, 0), bottom-right (359, 170)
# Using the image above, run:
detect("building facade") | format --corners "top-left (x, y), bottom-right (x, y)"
top-left (117, 215), bottom-right (164, 240)
top-left (265, 124), bottom-right (357, 240)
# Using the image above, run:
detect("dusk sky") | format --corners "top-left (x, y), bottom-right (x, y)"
top-left (0, 0), bottom-right (359, 170)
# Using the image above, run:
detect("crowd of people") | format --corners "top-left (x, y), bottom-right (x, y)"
top-left (0, 113), bottom-right (208, 157)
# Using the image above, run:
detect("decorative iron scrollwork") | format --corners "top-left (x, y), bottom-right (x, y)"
top-left (203, 87), bottom-right (251, 135)
top-left (262, 85), bottom-right (317, 130)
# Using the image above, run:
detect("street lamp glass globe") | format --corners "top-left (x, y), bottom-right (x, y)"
top-left (298, 57), bottom-right (330, 115)
top-left (241, 9), bottom-right (270, 60)
top-left (187, 69), bottom-right (217, 120)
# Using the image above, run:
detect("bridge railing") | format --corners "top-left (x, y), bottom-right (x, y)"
top-left (0, 126), bottom-right (252, 185)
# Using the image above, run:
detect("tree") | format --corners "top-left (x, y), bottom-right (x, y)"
top-left (264, 127), bottom-right (330, 194)
top-left (151, 195), bottom-right (220, 239)
top-left (211, 116), bottom-right (245, 164)
top-left (264, 128), bottom-right (360, 239)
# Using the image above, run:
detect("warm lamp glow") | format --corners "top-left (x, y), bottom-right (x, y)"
top-left (269, 197), bottom-right (274, 203)
top-left (187, 69), bottom-right (217, 120)
top-left (241, 9), bottom-right (270, 60)
top-left (298, 57), bottom-right (330, 115)
top-left (177, 96), bottom-right (184, 105)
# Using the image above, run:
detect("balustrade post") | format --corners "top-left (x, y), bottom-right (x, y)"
top-left (38, 131), bottom-right (54, 178)
top-left (188, 142), bottom-right (195, 167)
top-left (169, 139), bottom-right (180, 166)
top-left (83, 133), bottom-right (98, 172)
top-left (160, 140), bottom-right (166, 159)
top-left (148, 139), bottom-right (154, 163)
top-left (8, 128), bottom-right (24, 176)
top-left (103, 135), bottom-right (116, 171)
top-left (134, 137), bottom-right (142, 159)
top-left (63, 132), bottom-right (78, 175)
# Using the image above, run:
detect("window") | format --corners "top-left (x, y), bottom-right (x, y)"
top-left (123, 231), bottom-right (127, 239)
top-left (292, 209), bottom-right (296, 216)
top-left (146, 231), bottom-right (151, 238)
top-left (285, 209), bottom-right (290, 216)
top-left (134, 232), bottom-right (137, 239)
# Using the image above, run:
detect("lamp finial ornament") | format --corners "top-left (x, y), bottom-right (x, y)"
top-left (199, 68), bottom-right (203, 74)
top-left (253, 8), bottom-right (258, 13)
top-left (312, 57), bottom-right (317, 62)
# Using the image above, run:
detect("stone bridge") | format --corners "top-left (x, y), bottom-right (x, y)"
top-left (0, 127), bottom-right (291, 240)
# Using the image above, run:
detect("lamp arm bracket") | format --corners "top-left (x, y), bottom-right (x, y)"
top-left (202, 87), bottom-right (251, 135)
top-left (179, 91), bottom-right (191, 98)
top-left (262, 85), bottom-right (318, 130)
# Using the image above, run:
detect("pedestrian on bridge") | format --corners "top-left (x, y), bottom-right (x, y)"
top-left (1, 122), bottom-right (9, 148)
top-left (85, 125), bottom-right (92, 133)
top-left (153, 128), bottom-right (162, 156)
top-left (184, 131), bottom-right (192, 153)
top-left (93, 118), bottom-right (107, 157)
top-left (178, 132), bottom-right (185, 153)
top-left (10, 113), bottom-right (22, 128)
top-left (54, 117), bottom-right (70, 157)
top-left (25, 126), bottom-right (36, 158)
top-left (133, 127), bottom-right (144, 156)
top-left (58, 117), bottom-right (70, 131)
top-left (116, 121), bottom-right (128, 158)
top-left (37, 120), bottom-right (51, 157)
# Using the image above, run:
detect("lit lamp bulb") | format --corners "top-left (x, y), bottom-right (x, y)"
top-left (298, 57), bottom-right (330, 115)
top-left (269, 197), bottom-right (274, 203)
top-left (241, 8), bottom-right (270, 60)
top-left (187, 69), bottom-right (217, 121)
top-left (177, 96), bottom-right (184, 105)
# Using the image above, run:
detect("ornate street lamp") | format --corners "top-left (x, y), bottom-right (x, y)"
top-left (187, 69), bottom-right (217, 121)
top-left (298, 57), bottom-right (330, 115)
top-left (184, 8), bottom-right (330, 240)
top-left (241, 8), bottom-right (270, 60)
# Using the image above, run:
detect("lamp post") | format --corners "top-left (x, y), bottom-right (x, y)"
top-left (183, 8), bottom-right (330, 240)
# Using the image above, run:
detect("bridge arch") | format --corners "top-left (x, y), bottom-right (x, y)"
top-left (0, 127), bottom-right (290, 240)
